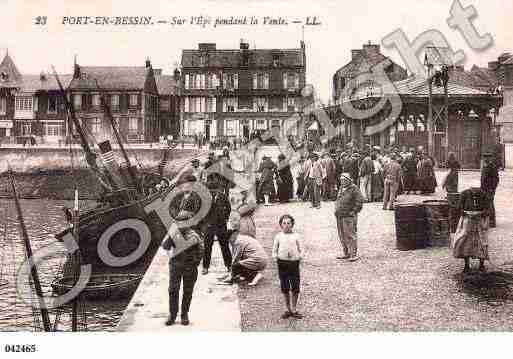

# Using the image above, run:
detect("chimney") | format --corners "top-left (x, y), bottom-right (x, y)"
top-left (40, 71), bottom-right (47, 81)
top-left (198, 43), bottom-right (216, 51)
top-left (351, 49), bottom-right (363, 60)
top-left (488, 61), bottom-right (499, 71)
top-left (173, 68), bottom-right (180, 81)
top-left (363, 43), bottom-right (380, 56)
top-left (240, 39), bottom-right (249, 50)
top-left (145, 57), bottom-right (151, 68)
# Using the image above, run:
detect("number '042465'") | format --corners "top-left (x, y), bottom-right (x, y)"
top-left (4, 344), bottom-right (36, 353)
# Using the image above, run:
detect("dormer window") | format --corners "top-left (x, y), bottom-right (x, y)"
top-left (80, 72), bottom-right (87, 80)
top-left (272, 54), bottom-right (280, 67)
top-left (0, 71), bottom-right (8, 81)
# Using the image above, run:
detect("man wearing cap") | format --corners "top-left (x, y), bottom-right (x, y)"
top-left (481, 151), bottom-right (499, 228)
top-left (304, 153), bottom-right (323, 208)
top-left (335, 173), bottom-right (364, 261)
top-left (382, 155), bottom-right (403, 210)
top-left (359, 151), bottom-right (374, 202)
top-left (163, 177), bottom-right (204, 326)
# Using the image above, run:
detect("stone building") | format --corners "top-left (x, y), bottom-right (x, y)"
top-left (67, 59), bottom-right (160, 143)
top-left (155, 69), bottom-right (181, 138)
top-left (180, 40), bottom-right (307, 141)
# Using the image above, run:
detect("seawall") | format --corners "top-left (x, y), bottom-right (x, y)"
top-left (0, 147), bottom-right (203, 199)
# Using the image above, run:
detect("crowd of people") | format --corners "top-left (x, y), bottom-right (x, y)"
top-left (160, 141), bottom-right (501, 326)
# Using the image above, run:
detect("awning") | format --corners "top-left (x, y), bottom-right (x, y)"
top-left (364, 117), bottom-right (397, 136)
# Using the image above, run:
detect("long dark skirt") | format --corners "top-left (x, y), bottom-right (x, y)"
top-left (403, 173), bottom-right (417, 192)
top-left (371, 173), bottom-right (384, 202)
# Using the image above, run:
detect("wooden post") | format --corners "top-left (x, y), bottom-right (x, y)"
top-left (427, 78), bottom-right (433, 157)
top-left (444, 84), bottom-right (449, 165)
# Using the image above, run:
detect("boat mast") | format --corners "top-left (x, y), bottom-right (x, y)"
top-left (95, 80), bottom-right (142, 194)
top-left (51, 67), bottom-right (98, 170)
top-left (71, 189), bottom-right (80, 332)
top-left (8, 169), bottom-right (51, 332)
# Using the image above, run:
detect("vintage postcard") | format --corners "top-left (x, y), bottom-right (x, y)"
top-left (0, 0), bottom-right (512, 357)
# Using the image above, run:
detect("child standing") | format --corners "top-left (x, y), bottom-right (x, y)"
top-left (272, 214), bottom-right (303, 319)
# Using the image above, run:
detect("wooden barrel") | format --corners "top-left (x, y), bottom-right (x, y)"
top-left (394, 203), bottom-right (427, 251)
top-left (423, 200), bottom-right (450, 247)
top-left (446, 192), bottom-right (461, 233)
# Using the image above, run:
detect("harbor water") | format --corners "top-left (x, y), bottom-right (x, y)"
top-left (0, 199), bottom-right (131, 332)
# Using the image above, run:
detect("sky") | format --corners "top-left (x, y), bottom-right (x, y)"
top-left (0, 0), bottom-right (511, 102)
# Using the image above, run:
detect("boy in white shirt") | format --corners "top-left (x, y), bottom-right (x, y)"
top-left (272, 214), bottom-right (303, 319)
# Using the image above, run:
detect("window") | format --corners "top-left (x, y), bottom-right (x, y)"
top-left (129, 94), bottom-right (138, 107)
top-left (254, 97), bottom-right (267, 112)
top-left (73, 94), bottom-right (81, 110)
top-left (406, 117), bottom-right (415, 131)
top-left (91, 94), bottom-right (101, 108)
top-left (21, 122), bottom-right (31, 136)
top-left (90, 118), bottom-right (101, 135)
top-left (160, 99), bottom-right (170, 111)
top-left (206, 97), bottom-right (216, 112)
top-left (15, 97), bottom-right (33, 111)
top-left (225, 120), bottom-right (236, 136)
top-left (224, 98), bottom-right (236, 112)
top-left (238, 96), bottom-right (252, 110)
top-left (272, 54), bottom-right (280, 67)
top-left (269, 97), bottom-right (283, 111)
top-left (284, 72), bottom-right (299, 89)
top-left (111, 94), bottom-right (119, 109)
top-left (287, 97), bottom-right (296, 112)
top-left (0, 97), bottom-right (6, 115)
top-left (48, 96), bottom-right (57, 113)
top-left (45, 122), bottom-right (61, 136)
top-left (416, 117), bottom-right (425, 132)
top-left (397, 119), bottom-right (405, 132)
top-left (253, 73), bottom-right (269, 89)
top-left (389, 125), bottom-right (396, 144)
top-left (256, 119), bottom-right (267, 130)
top-left (224, 73), bottom-right (238, 89)
top-left (129, 118), bottom-right (138, 133)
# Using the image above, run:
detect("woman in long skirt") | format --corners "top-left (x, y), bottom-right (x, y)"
top-left (370, 153), bottom-right (384, 202)
top-left (402, 152), bottom-right (418, 194)
top-left (276, 154), bottom-right (294, 203)
top-left (257, 156), bottom-right (277, 205)
top-left (452, 187), bottom-right (489, 272)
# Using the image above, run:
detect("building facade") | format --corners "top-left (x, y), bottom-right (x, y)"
top-left (332, 42), bottom-right (408, 105)
top-left (155, 69), bottom-right (181, 138)
top-left (67, 59), bottom-right (160, 143)
top-left (180, 40), bottom-right (306, 141)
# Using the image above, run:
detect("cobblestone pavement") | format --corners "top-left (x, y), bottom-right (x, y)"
top-left (238, 170), bottom-right (513, 331)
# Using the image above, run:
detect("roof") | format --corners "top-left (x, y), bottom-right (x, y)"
top-left (335, 52), bottom-right (390, 79)
top-left (470, 66), bottom-right (498, 88)
top-left (502, 56), bottom-right (513, 65)
top-left (68, 66), bottom-right (150, 90)
top-left (155, 75), bottom-right (178, 95)
top-left (19, 74), bottom-right (73, 93)
top-left (0, 53), bottom-right (23, 88)
top-left (181, 48), bottom-right (304, 68)
top-left (389, 75), bottom-right (493, 97)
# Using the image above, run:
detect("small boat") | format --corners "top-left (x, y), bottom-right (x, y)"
top-left (51, 273), bottom-right (142, 300)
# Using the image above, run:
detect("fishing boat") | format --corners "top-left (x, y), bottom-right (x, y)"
top-left (51, 273), bottom-right (142, 300)
top-left (52, 69), bottom-right (179, 276)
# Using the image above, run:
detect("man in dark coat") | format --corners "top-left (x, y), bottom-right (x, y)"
top-left (163, 175), bottom-right (204, 326)
top-left (481, 152), bottom-right (500, 228)
top-left (334, 173), bottom-right (364, 261)
top-left (200, 184), bottom-right (232, 275)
